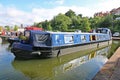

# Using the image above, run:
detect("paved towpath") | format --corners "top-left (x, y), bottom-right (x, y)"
top-left (93, 47), bottom-right (120, 80)
top-left (112, 37), bottom-right (120, 40)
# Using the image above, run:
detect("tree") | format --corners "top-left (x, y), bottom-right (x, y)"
top-left (0, 26), bottom-right (3, 32)
top-left (14, 25), bottom-right (18, 31)
top-left (5, 26), bottom-right (10, 31)
top-left (81, 17), bottom-right (91, 32)
top-left (37, 23), bottom-right (43, 28)
top-left (47, 23), bottom-right (52, 31)
top-left (51, 13), bottom-right (71, 31)
top-left (78, 14), bottom-right (82, 18)
top-left (98, 15), bottom-right (113, 28)
top-left (65, 9), bottom-right (76, 18)
top-left (89, 16), bottom-right (102, 29)
top-left (69, 16), bottom-right (82, 29)
top-left (113, 20), bottom-right (120, 32)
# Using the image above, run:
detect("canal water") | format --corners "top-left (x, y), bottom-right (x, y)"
top-left (0, 37), bottom-right (120, 80)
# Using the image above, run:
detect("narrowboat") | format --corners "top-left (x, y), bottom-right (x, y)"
top-left (11, 28), bottom-right (112, 58)
top-left (8, 37), bottom-right (20, 46)
top-left (8, 26), bottom-right (43, 46)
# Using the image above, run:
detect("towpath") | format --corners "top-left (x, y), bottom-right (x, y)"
top-left (93, 47), bottom-right (120, 80)
top-left (112, 37), bottom-right (120, 40)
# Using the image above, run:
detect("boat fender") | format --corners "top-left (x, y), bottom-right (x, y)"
top-left (32, 51), bottom-right (41, 55)
top-left (57, 49), bottom-right (61, 57)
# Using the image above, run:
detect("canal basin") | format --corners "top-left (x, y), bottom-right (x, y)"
top-left (0, 37), bottom-right (120, 80)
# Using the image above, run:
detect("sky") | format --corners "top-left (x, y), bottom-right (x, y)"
top-left (0, 0), bottom-right (120, 26)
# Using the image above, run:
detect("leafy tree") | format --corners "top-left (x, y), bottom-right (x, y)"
top-left (14, 25), bottom-right (18, 31)
top-left (47, 23), bottom-right (52, 31)
top-left (113, 20), bottom-right (120, 32)
top-left (81, 17), bottom-right (91, 32)
top-left (98, 15), bottom-right (113, 28)
top-left (65, 9), bottom-right (76, 18)
top-left (36, 22), bottom-right (43, 28)
top-left (34, 9), bottom-right (120, 33)
top-left (5, 26), bottom-right (10, 31)
top-left (0, 26), bottom-right (3, 32)
top-left (78, 14), bottom-right (82, 18)
top-left (69, 16), bottom-right (82, 29)
top-left (51, 13), bottom-right (71, 31)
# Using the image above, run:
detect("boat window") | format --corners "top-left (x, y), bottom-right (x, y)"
top-left (81, 35), bottom-right (86, 42)
top-left (96, 30), bottom-right (101, 33)
top-left (101, 29), bottom-right (107, 34)
top-left (96, 29), bottom-right (107, 34)
top-left (97, 35), bottom-right (100, 40)
top-left (35, 34), bottom-right (48, 42)
top-left (90, 35), bottom-right (96, 41)
top-left (64, 35), bottom-right (74, 44)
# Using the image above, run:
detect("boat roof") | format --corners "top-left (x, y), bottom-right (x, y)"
top-left (47, 31), bottom-right (106, 35)
top-left (28, 30), bottom-right (106, 35)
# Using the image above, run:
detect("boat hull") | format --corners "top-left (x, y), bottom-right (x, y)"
top-left (11, 40), bottom-right (112, 59)
top-left (8, 38), bottom-right (19, 46)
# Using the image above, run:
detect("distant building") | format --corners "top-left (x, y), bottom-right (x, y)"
top-left (110, 7), bottom-right (120, 15)
top-left (94, 7), bottom-right (120, 17)
top-left (94, 11), bottom-right (110, 17)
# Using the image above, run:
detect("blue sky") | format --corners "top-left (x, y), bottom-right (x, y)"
top-left (0, 0), bottom-right (97, 9)
top-left (0, 0), bottom-right (120, 26)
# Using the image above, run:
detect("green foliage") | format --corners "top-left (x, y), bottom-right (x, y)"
top-left (36, 23), bottom-right (43, 28)
top-left (98, 15), bottom-right (113, 28)
top-left (34, 10), bottom-right (120, 33)
top-left (5, 26), bottom-right (10, 31)
top-left (69, 16), bottom-right (82, 29)
top-left (51, 13), bottom-right (71, 31)
top-left (81, 17), bottom-right (91, 32)
top-left (65, 9), bottom-right (76, 18)
top-left (47, 23), bottom-right (52, 31)
top-left (89, 16), bottom-right (102, 29)
top-left (19, 35), bottom-right (27, 40)
top-left (14, 25), bottom-right (18, 31)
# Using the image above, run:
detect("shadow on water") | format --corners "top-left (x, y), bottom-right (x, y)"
top-left (12, 46), bottom-right (111, 80)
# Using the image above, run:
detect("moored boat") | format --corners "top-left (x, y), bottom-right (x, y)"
top-left (11, 28), bottom-right (112, 59)
top-left (8, 37), bottom-right (20, 46)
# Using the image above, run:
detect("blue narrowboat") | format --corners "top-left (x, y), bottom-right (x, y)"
top-left (11, 28), bottom-right (112, 58)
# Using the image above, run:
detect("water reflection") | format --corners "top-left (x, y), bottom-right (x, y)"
top-left (0, 38), bottom-right (120, 80)
top-left (12, 46), bottom-right (111, 80)
top-left (0, 39), bottom-right (15, 80)
top-left (107, 40), bottom-right (120, 58)
top-left (0, 37), bottom-right (2, 44)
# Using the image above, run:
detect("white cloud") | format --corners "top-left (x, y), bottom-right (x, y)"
top-left (89, 0), bottom-right (120, 12)
top-left (0, 5), bottom-right (94, 26)
top-left (0, 0), bottom-right (120, 26)
top-left (0, 5), bottom-right (34, 26)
